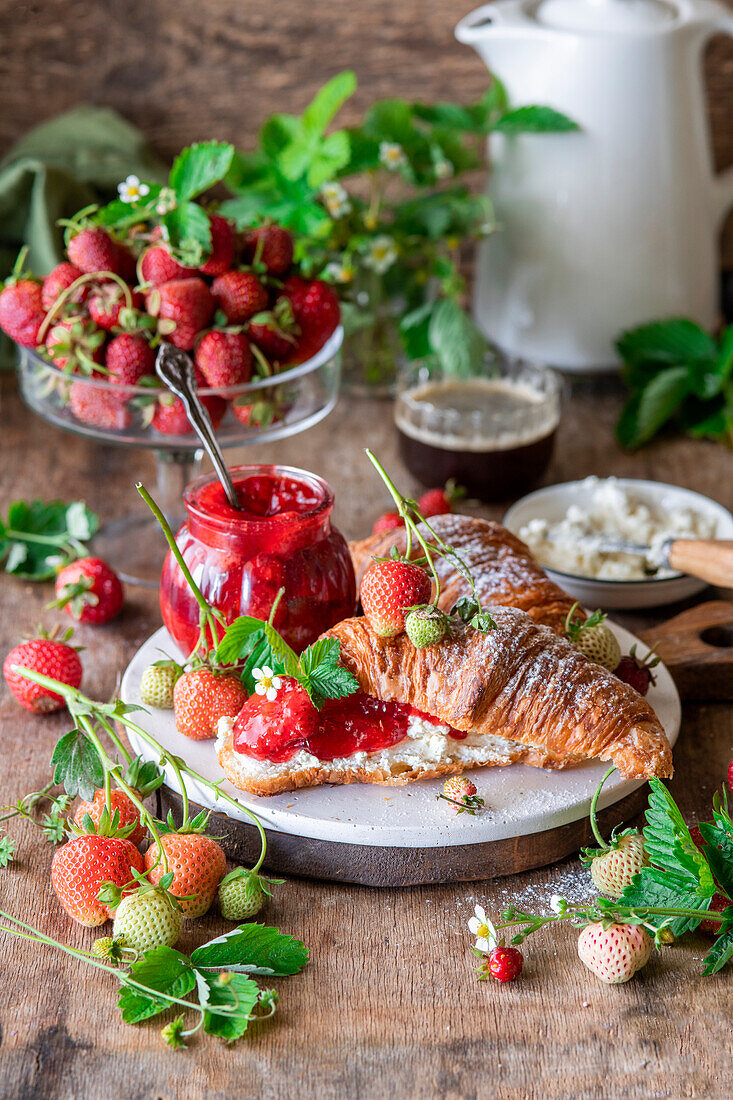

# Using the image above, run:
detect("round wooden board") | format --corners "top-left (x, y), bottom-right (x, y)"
top-left (121, 626), bottom-right (680, 886)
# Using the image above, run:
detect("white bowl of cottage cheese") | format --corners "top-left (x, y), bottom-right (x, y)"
top-left (504, 477), bottom-right (733, 609)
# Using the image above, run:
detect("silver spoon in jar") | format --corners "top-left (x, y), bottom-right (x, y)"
top-left (155, 341), bottom-right (240, 510)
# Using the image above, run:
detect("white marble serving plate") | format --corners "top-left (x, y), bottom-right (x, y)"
top-left (120, 624), bottom-right (680, 850)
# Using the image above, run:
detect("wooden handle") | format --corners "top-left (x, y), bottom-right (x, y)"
top-left (668, 540), bottom-right (733, 588)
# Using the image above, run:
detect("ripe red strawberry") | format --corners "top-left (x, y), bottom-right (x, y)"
top-left (195, 330), bottom-right (253, 388)
top-left (152, 370), bottom-right (226, 434)
top-left (144, 830), bottom-right (226, 918)
top-left (0, 279), bottom-right (45, 347)
top-left (247, 315), bottom-right (295, 363)
top-left (3, 634), bottom-right (82, 713)
top-left (52, 556), bottom-right (124, 625)
top-left (199, 214), bottom-right (237, 277)
top-left (69, 380), bottom-right (132, 431)
top-left (614, 646), bottom-right (660, 696)
top-left (282, 276), bottom-right (340, 363)
top-left (173, 668), bottom-right (248, 740)
top-left (139, 246), bottom-right (196, 286)
top-left (486, 945), bottom-right (523, 983)
top-left (74, 788), bottom-right (146, 846)
top-left (46, 317), bottom-right (105, 372)
top-left (230, 397), bottom-right (282, 429)
top-left (419, 487), bottom-right (453, 518)
top-left (146, 277), bottom-right (214, 350)
top-left (51, 834), bottom-right (144, 926)
top-left (211, 270), bottom-right (268, 324)
top-left (41, 262), bottom-right (85, 310)
top-left (105, 333), bottom-right (155, 388)
top-left (372, 511), bottom-right (403, 536)
top-left (578, 921), bottom-right (652, 984)
top-left (67, 227), bottom-right (125, 276)
top-left (88, 281), bottom-right (139, 332)
top-left (360, 560), bottom-right (432, 637)
top-left (241, 225), bottom-right (294, 276)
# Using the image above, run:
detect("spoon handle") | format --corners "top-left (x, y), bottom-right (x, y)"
top-left (154, 343), bottom-right (240, 510)
top-left (667, 539), bottom-right (733, 588)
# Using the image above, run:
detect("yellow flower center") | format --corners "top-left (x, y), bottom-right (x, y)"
top-left (476, 923), bottom-right (489, 939)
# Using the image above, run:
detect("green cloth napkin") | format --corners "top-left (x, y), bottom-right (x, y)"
top-left (0, 105), bottom-right (167, 367)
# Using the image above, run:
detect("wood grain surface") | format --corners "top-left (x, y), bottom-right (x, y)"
top-left (1, 371), bottom-right (733, 1098)
top-left (0, 0), bottom-right (732, 266)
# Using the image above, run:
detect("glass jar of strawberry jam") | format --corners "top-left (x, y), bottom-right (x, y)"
top-left (159, 464), bottom-right (356, 657)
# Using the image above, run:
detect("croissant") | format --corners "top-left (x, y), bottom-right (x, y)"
top-left (350, 514), bottom-right (578, 632)
top-left (216, 607), bottom-right (672, 797)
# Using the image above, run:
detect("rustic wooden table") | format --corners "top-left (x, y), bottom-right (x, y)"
top-left (1, 371), bottom-right (732, 1099)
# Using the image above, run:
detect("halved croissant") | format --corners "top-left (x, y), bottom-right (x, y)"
top-left (350, 514), bottom-right (578, 632)
top-left (216, 607), bottom-right (672, 796)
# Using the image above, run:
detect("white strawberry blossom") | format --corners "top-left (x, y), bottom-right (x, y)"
top-left (155, 187), bottom-right (177, 215)
top-left (323, 261), bottom-right (355, 285)
top-left (364, 235), bottom-right (397, 275)
top-left (468, 904), bottom-right (497, 953)
top-left (253, 666), bottom-right (282, 703)
top-left (117, 174), bottom-right (150, 204)
top-left (379, 142), bottom-right (407, 171)
top-left (550, 895), bottom-right (566, 915)
top-left (321, 182), bottom-right (352, 218)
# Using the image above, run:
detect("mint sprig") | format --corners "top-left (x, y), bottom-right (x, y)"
top-left (214, 615), bottom-right (359, 710)
top-left (0, 499), bottom-right (99, 581)
top-left (616, 318), bottom-right (733, 449)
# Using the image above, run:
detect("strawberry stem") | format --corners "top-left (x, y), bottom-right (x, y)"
top-left (589, 766), bottom-right (615, 850)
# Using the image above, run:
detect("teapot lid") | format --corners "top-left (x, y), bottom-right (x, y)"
top-left (535, 0), bottom-right (677, 33)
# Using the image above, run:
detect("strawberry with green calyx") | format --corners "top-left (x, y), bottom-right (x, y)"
top-left (74, 757), bottom-right (164, 846)
top-left (564, 603), bottom-right (621, 671)
top-left (439, 776), bottom-right (485, 816)
top-left (37, 269), bottom-right (136, 348)
top-left (140, 658), bottom-right (184, 708)
top-left (91, 935), bottom-right (134, 962)
top-left (615, 644), bottom-right (661, 696)
top-left (110, 875), bottom-right (184, 954)
top-left (0, 246), bottom-right (45, 347)
top-left (144, 808), bottom-right (226, 918)
top-left (51, 832), bottom-right (145, 925)
top-left (580, 767), bottom-right (648, 898)
top-left (49, 556), bottom-right (124, 625)
top-left (218, 866), bottom-right (284, 921)
top-left (364, 450), bottom-right (496, 641)
top-left (404, 605), bottom-right (450, 648)
top-left (360, 559), bottom-right (432, 638)
top-left (418, 480), bottom-right (466, 519)
top-left (3, 627), bottom-right (83, 713)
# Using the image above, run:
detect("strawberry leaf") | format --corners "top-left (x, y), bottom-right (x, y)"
top-left (491, 105), bottom-right (579, 133)
top-left (698, 817), bottom-right (733, 900)
top-left (191, 924), bottom-right (309, 976)
top-left (0, 834), bottom-right (16, 867)
top-left (168, 141), bottom-right (234, 202)
top-left (702, 916), bottom-right (733, 975)
top-left (161, 203), bottom-right (212, 266)
top-left (0, 499), bottom-right (99, 581)
top-left (118, 946), bottom-right (196, 1024)
top-left (50, 730), bottom-right (104, 801)
top-left (197, 971), bottom-right (261, 1042)
top-left (298, 637), bottom-right (359, 709)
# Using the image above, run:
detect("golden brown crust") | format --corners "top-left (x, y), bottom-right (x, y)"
top-left (323, 610), bottom-right (672, 781)
top-left (349, 514), bottom-right (578, 632)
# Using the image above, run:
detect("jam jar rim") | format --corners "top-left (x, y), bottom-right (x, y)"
top-left (183, 463), bottom-right (334, 535)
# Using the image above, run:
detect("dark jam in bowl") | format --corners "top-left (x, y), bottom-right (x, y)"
top-left (159, 465), bottom-right (356, 657)
top-left (395, 372), bottom-right (561, 502)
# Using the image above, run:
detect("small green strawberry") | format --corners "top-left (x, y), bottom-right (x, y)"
top-left (111, 878), bottom-right (183, 955)
top-left (564, 604), bottom-right (621, 671)
top-left (405, 606), bottom-right (449, 649)
top-left (218, 866), bottom-right (284, 921)
top-left (140, 659), bottom-right (183, 708)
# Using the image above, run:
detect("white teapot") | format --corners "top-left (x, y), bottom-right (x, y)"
top-left (456, 0), bottom-right (733, 371)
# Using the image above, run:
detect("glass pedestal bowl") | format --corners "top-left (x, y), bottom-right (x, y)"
top-left (15, 326), bottom-right (343, 586)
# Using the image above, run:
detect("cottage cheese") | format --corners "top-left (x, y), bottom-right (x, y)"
top-left (519, 476), bottom-right (717, 581)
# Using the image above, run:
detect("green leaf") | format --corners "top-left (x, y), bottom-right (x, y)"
top-left (261, 114), bottom-right (301, 160)
top-left (298, 637), bottom-right (359, 709)
top-left (119, 947), bottom-right (196, 1024)
top-left (702, 922), bottom-right (733, 975)
top-left (191, 924), bottom-right (309, 976)
top-left (699, 818), bottom-right (733, 899)
top-left (362, 98), bottom-right (417, 147)
top-left (50, 730), bottom-right (104, 801)
top-left (301, 71), bottom-right (356, 136)
top-left (0, 834), bottom-right (16, 867)
top-left (168, 141), bottom-right (234, 202)
top-left (306, 130), bottom-right (351, 188)
top-left (198, 972), bottom-right (261, 1043)
top-left (0, 499), bottom-right (99, 580)
top-left (625, 366), bottom-right (690, 448)
top-left (616, 319), bottom-right (718, 368)
top-left (399, 302), bottom-right (435, 360)
top-left (428, 298), bottom-right (489, 378)
top-left (492, 106), bottom-right (579, 134)
top-left (161, 202), bottom-right (212, 265)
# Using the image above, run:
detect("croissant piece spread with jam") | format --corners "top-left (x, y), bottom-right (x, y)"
top-left (349, 514), bottom-right (578, 633)
top-left (216, 607), bottom-right (673, 797)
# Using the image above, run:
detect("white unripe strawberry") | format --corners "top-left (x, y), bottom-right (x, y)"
top-left (113, 888), bottom-right (182, 954)
top-left (564, 605), bottom-right (621, 671)
top-left (588, 833), bottom-right (647, 898)
top-left (578, 921), bottom-right (652, 984)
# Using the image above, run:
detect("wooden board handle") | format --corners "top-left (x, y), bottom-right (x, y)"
top-left (668, 539), bottom-right (733, 588)
top-left (640, 600), bottom-right (733, 700)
